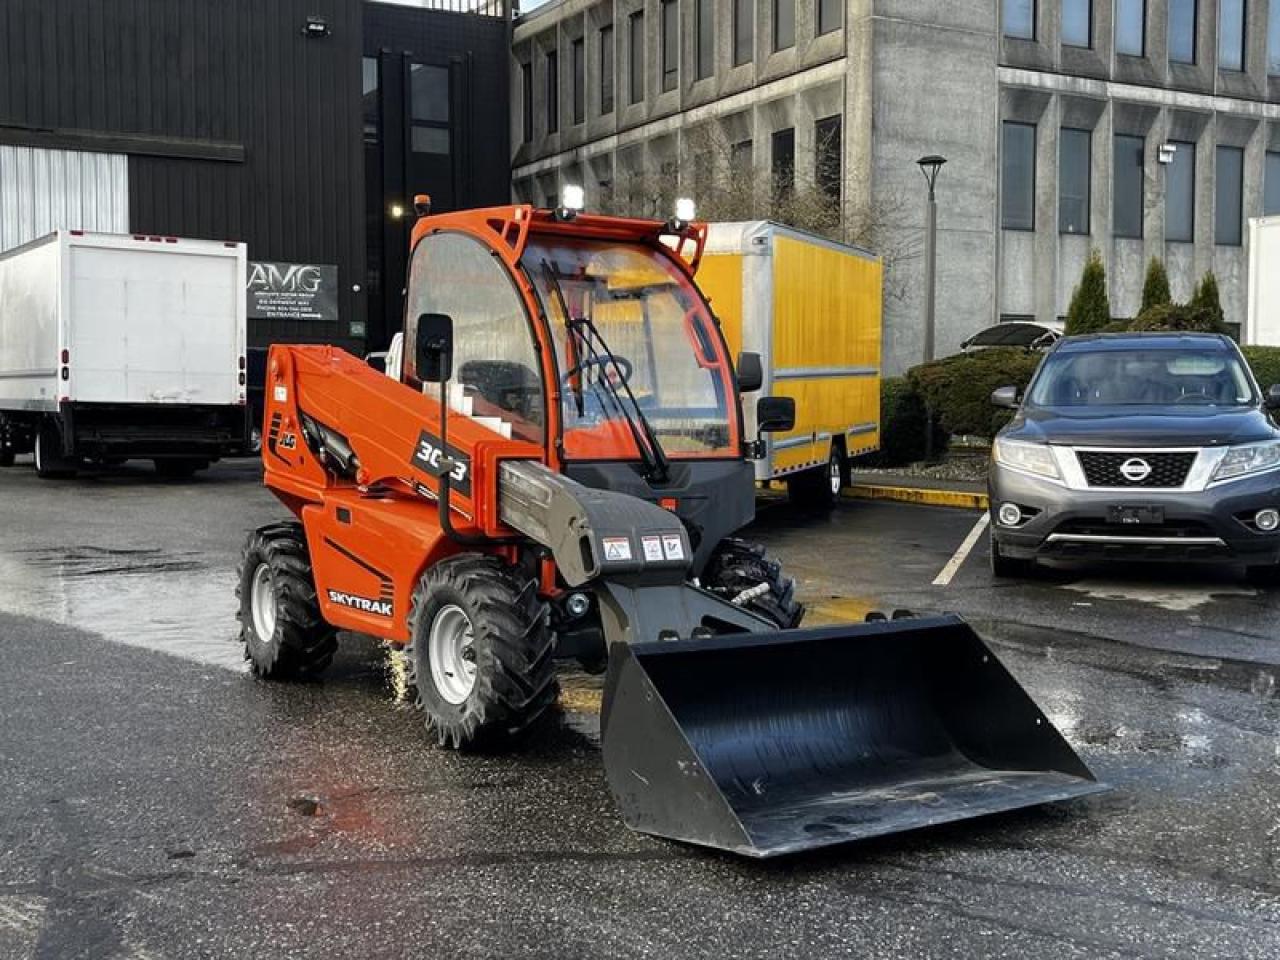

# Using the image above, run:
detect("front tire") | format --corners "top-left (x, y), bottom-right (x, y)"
top-left (702, 537), bottom-right (805, 629)
top-left (236, 523), bottom-right (337, 679)
top-left (406, 554), bottom-right (558, 751)
top-left (33, 418), bottom-right (74, 478)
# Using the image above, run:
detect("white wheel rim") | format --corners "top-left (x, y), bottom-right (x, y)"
top-left (34, 433), bottom-right (43, 472)
top-left (829, 454), bottom-right (842, 497)
top-left (429, 604), bottom-right (477, 705)
top-left (250, 563), bottom-right (277, 640)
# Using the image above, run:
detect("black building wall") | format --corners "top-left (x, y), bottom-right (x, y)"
top-left (0, 0), bottom-right (366, 352)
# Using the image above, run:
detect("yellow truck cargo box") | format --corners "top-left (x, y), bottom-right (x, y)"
top-left (699, 221), bottom-right (883, 491)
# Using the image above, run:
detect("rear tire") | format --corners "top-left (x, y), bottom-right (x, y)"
top-left (786, 443), bottom-right (846, 513)
top-left (33, 419), bottom-right (74, 478)
top-left (702, 537), bottom-right (805, 629)
top-left (154, 458), bottom-right (208, 478)
top-left (0, 450), bottom-right (13, 467)
top-left (236, 523), bottom-right (337, 679)
top-left (406, 554), bottom-right (558, 751)
top-left (990, 530), bottom-right (1034, 579)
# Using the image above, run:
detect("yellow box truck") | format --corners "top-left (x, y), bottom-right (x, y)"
top-left (697, 221), bottom-right (883, 507)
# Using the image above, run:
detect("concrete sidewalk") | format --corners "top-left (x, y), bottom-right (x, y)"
top-left (847, 471), bottom-right (988, 510)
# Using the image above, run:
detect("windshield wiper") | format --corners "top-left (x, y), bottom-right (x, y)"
top-left (540, 260), bottom-right (670, 483)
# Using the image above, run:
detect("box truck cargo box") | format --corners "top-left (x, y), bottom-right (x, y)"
top-left (1246, 216), bottom-right (1280, 346)
top-left (0, 231), bottom-right (248, 477)
top-left (697, 222), bottom-right (883, 506)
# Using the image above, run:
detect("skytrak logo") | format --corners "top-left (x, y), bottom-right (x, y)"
top-left (327, 589), bottom-right (392, 618)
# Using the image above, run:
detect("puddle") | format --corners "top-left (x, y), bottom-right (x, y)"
top-left (0, 547), bottom-right (246, 671)
top-left (1059, 579), bottom-right (1254, 612)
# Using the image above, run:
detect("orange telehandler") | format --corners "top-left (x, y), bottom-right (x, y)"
top-left (237, 197), bottom-right (1105, 857)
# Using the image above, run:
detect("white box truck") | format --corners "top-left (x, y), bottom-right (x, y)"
top-left (0, 231), bottom-right (248, 477)
top-left (1246, 216), bottom-right (1280, 346)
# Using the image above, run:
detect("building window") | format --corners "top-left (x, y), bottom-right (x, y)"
top-left (1216, 146), bottom-right (1244, 245)
top-left (734, 0), bottom-right (754, 66)
top-left (696, 0), bottom-right (714, 79)
top-left (600, 26), bottom-right (614, 115)
top-left (1169, 0), bottom-right (1197, 63)
top-left (815, 115), bottom-right (841, 203)
top-left (1004, 0), bottom-right (1034, 40)
top-left (662, 0), bottom-right (679, 91)
top-left (545, 51), bottom-right (558, 134)
top-left (629, 12), bottom-right (644, 104)
top-left (817, 0), bottom-right (841, 35)
top-left (1267, 152), bottom-right (1280, 215)
top-left (1059, 128), bottom-right (1091, 234)
top-left (520, 62), bottom-right (532, 143)
top-left (771, 128), bottom-right (795, 198)
top-left (1270, 5), bottom-right (1280, 74)
top-left (409, 63), bottom-right (450, 156)
top-left (1062, 0), bottom-right (1090, 47)
top-left (773, 0), bottom-right (794, 50)
top-left (1115, 0), bottom-right (1145, 56)
top-left (1113, 133), bottom-right (1145, 238)
top-left (572, 39), bottom-right (585, 124)
top-left (1166, 140), bottom-right (1195, 243)
top-left (731, 139), bottom-right (753, 178)
top-left (1220, 0), bottom-right (1246, 71)
top-left (1002, 121), bottom-right (1036, 231)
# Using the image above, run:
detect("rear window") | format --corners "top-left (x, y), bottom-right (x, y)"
top-left (1027, 347), bottom-right (1256, 407)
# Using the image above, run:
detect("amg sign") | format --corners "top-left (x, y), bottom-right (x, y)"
top-left (247, 261), bottom-right (339, 322)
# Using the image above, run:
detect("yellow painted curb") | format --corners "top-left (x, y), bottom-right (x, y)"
top-left (845, 483), bottom-right (988, 511)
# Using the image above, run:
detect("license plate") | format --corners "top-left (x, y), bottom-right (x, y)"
top-left (1107, 505), bottom-right (1164, 525)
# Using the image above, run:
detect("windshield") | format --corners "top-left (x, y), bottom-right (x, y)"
top-left (523, 237), bottom-right (736, 460)
top-left (1027, 347), bottom-right (1257, 407)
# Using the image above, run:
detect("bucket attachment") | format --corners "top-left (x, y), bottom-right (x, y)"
top-left (601, 614), bottom-right (1107, 858)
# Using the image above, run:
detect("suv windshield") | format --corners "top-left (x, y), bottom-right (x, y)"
top-left (523, 236), bottom-right (735, 459)
top-left (1028, 347), bottom-right (1257, 408)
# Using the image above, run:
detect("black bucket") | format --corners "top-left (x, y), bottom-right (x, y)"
top-left (600, 614), bottom-right (1107, 858)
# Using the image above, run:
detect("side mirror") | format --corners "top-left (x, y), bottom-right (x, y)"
top-left (1266, 384), bottom-right (1280, 411)
top-left (991, 385), bottom-right (1020, 409)
top-left (737, 351), bottom-right (764, 393)
top-left (756, 395), bottom-right (796, 434)
top-left (415, 313), bottom-right (453, 383)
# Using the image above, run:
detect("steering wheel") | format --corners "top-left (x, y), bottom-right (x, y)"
top-left (1174, 389), bottom-right (1212, 404)
top-left (562, 354), bottom-right (633, 387)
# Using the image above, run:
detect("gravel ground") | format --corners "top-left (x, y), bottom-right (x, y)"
top-left (853, 450), bottom-right (990, 484)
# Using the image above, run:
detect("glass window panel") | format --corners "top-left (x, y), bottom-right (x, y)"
top-left (730, 139), bottom-right (753, 178)
top-left (663, 0), bottom-right (679, 90)
top-left (1004, 0), bottom-right (1034, 39)
top-left (572, 38), bottom-right (585, 124)
top-left (697, 0), bottom-right (714, 79)
top-left (600, 26), bottom-right (614, 114)
top-left (816, 115), bottom-right (841, 202)
top-left (521, 62), bottom-right (532, 143)
top-left (362, 57), bottom-right (379, 145)
top-left (1169, 0), bottom-right (1197, 63)
top-left (1215, 146), bottom-right (1244, 245)
top-left (1166, 140), bottom-right (1196, 243)
top-left (545, 51), bottom-right (558, 133)
top-left (773, 0), bottom-right (794, 50)
top-left (1270, 6), bottom-right (1280, 74)
top-left (1219, 0), bottom-right (1245, 71)
top-left (1113, 133), bottom-right (1145, 238)
top-left (1267, 152), bottom-right (1280, 216)
top-left (771, 128), bottom-right (795, 197)
top-left (817, 0), bottom-right (841, 35)
top-left (629, 12), bottom-right (644, 104)
top-left (409, 64), bottom-right (449, 123)
top-left (734, 0), bottom-right (754, 65)
top-left (1002, 121), bottom-right (1036, 231)
top-left (1115, 0), bottom-right (1145, 56)
top-left (411, 126), bottom-right (449, 155)
top-left (1062, 0), bottom-right (1091, 47)
top-left (1059, 128), bottom-right (1091, 234)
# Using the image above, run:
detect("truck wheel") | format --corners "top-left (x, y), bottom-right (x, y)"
top-left (786, 444), bottom-right (846, 512)
top-left (236, 523), bottom-right (337, 679)
top-left (33, 419), bottom-right (74, 478)
top-left (154, 458), bottom-right (208, 478)
top-left (406, 554), bottom-right (558, 751)
top-left (990, 530), bottom-right (1034, 579)
top-left (0, 450), bottom-right (13, 468)
top-left (702, 537), bottom-right (805, 629)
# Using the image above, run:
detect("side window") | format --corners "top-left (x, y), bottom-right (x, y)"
top-left (404, 233), bottom-right (545, 443)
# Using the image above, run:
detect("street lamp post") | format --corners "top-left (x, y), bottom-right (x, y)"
top-left (917, 155), bottom-right (946, 461)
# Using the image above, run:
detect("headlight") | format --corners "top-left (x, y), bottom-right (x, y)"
top-left (994, 438), bottom-right (1061, 481)
top-left (1211, 440), bottom-right (1280, 482)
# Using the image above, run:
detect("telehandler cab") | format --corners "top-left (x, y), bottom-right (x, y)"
top-left (238, 194), bottom-right (1105, 857)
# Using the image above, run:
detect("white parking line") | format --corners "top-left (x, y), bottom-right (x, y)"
top-left (933, 513), bottom-right (991, 587)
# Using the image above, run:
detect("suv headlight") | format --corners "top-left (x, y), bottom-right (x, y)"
top-left (994, 438), bottom-right (1061, 481)
top-left (1211, 440), bottom-right (1280, 482)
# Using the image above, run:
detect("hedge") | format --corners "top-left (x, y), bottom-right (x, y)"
top-left (906, 348), bottom-right (1044, 440)
top-left (1242, 346), bottom-right (1280, 391)
top-left (854, 377), bottom-right (949, 467)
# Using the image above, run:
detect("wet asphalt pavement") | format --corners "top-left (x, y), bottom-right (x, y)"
top-left (2, 459), bottom-right (1280, 958)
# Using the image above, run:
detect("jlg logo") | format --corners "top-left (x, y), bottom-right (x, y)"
top-left (327, 589), bottom-right (392, 618)
top-left (410, 430), bottom-right (471, 495)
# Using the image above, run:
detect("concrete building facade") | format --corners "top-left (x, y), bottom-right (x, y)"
top-left (511, 0), bottom-right (1280, 374)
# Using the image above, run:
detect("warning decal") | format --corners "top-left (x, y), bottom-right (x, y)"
top-left (661, 534), bottom-right (685, 561)
top-left (602, 536), bottom-right (633, 562)
top-left (641, 536), bottom-right (664, 562)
